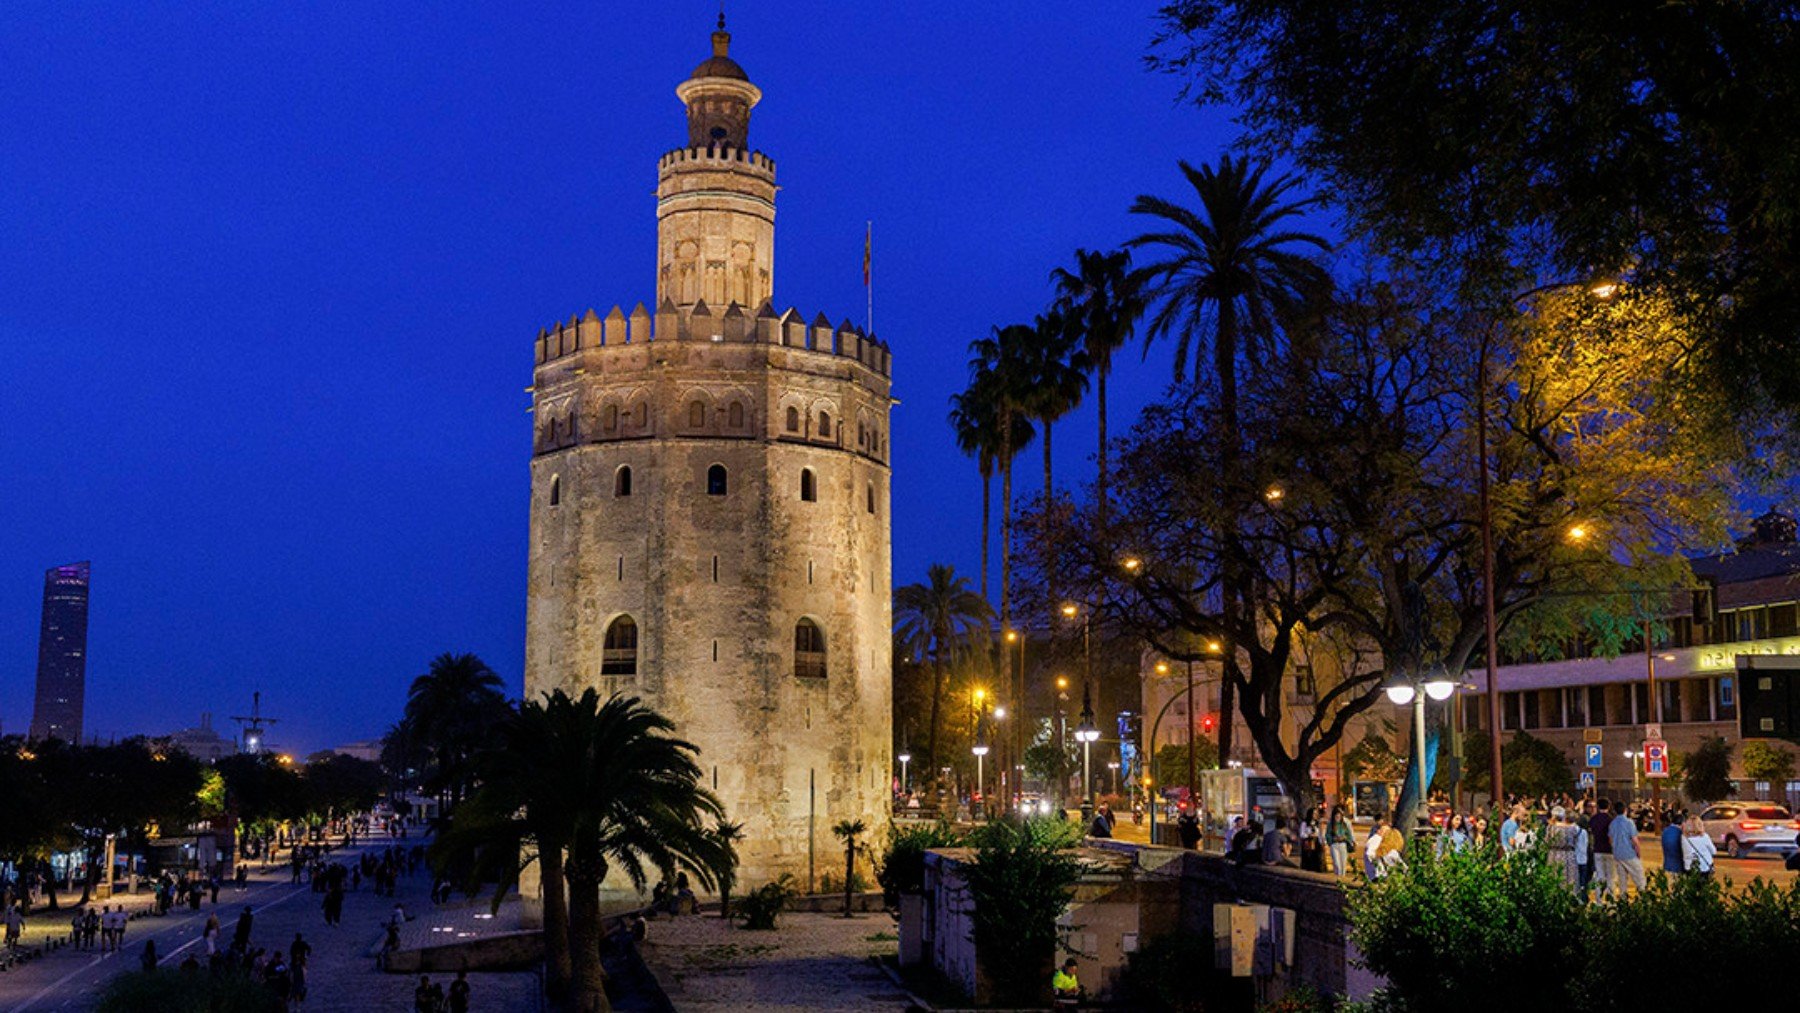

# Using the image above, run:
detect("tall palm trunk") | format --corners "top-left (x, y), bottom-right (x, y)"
top-left (979, 461), bottom-right (993, 604)
top-left (925, 634), bottom-right (948, 790)
top-left (564, 855), bottom-right (611, 1013)
top-left (540, 841), bottom-right (574, 1005)
top-left (1096, 368), bottom-right (1110, 527)
top-left (1215, 303), bottom-right (1241, 768)
top-left (999, 405), bottom-right (1014, 739)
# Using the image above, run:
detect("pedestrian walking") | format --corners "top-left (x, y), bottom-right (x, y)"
top-left (1326, 806), bottom-right (1354, 876)
top-left (234, 905), bottom-right (255, 952)
top-left (204, 914), bottom-right (220, 956)
top-left (140, 938), bottom-right (158, 972)
top-left (1546, 807), bottom-right (1581, 887)
top-left (4, 903), bottom-right (22, 950)
top-left (448, 970), bottom-right (471, 1013)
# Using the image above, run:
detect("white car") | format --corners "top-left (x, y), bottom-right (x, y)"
top-left (1697, 802), bottom-right (1800, 858)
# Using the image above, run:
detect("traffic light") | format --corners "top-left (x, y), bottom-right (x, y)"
top-left (1200, 713), bottom-right (1217, 734)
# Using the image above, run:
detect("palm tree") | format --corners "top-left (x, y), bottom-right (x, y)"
top-left (404, 653), bottom-right (511, 811)
top-left (894, 564), bottom-right (994, 789)
top-left (830, 818), bottom-right (867, 917)
top-left (1128, 155), bottom-right (1330, 765)
top-left (964, 327), bottom-right (1038, 638)
top-left (436, 689), bottom-right (725, 1013)
top-left (950, 373), bottom-right (1033, 607)
top-left (1018, 310), bottom-right (1089, 512)
top-left (1050, 248), bottom-right (1142, 525)
top-left (711, 819), bottom-right (746, 920)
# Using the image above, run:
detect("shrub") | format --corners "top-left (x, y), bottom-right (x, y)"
top-left (1681, 736), bottom-right (1733, 802)
top-left (737, 874), bottom-right (797, 930)
top-left (960, 816), bottom-right (1083, 1007)
top-left (1574, 873), bottom-right (1800, 1009)
top-left (1346, 838), bottom-right (1582, 1012)
top-left (1259, 985), bottom-right (1336, 1013)
top-left (98, 970), bottom-right (283, 1012)
top-left (875, 821), bottom-right (964, 907)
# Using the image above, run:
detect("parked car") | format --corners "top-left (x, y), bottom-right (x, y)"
top-left (1696, 802), bottom-right (1800, 858)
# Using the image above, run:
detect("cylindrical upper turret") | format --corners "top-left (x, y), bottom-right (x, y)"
top-left (657, 16), bottom-right (776, 310)
top-left (677, 16), bottom-right (761, 148)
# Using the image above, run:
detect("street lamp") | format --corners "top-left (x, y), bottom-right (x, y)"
top-left (898, 752), bottom-right (911, 795)
top-left (972, 741), bottom-right (990, 821)
top-left (1385, 668), bottom-right (1458, 832)
top-left (1622, 750), bottom-right (1642, 797)
top-left (1107, 760), bottom-right (1120, 797)
top-left (1076, 686), bottom-right (1100, 823)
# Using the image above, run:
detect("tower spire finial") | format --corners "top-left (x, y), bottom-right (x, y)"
top-left (712, 3), bottom-right (730, 57)
top-left (718, 2), bottom-right (726, 32)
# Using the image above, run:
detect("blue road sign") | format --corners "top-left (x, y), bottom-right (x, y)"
top-left (1584, 744), bottom-right (1603, 768)
top-left (1579, 771), bottom-right (1596, 789)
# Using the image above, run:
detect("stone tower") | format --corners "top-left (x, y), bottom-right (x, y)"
top-left (524, 18), bottom-right (894, 892)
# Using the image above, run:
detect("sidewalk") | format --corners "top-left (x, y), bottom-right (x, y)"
top-left (637, 909), bottom-right (910, 1011)
top-left (0, 830), bottom-right (541, 1012)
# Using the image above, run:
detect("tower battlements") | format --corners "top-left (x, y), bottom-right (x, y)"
top-left (657, 145), bottom-right (777, 177)
top-left (534, 299), bottom-right (891, 378)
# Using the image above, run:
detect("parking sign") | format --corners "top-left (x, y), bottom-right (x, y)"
top-left (1584, 743), bottom-right (1603, 768)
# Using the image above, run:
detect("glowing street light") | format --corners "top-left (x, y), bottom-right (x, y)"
top-left (1076, 686), bottom-right (1101, 822)
top-left (898, 752), bottom-right (911, 793)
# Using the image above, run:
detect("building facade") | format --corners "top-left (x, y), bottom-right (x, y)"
top-left (1467, 511), bottom-right (1800, 804)
top-left (30, 561), bottom-right (91, 743)
top-left (524, 20), bottom-right (893, 889)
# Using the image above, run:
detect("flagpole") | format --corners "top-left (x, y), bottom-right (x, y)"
top-left (865, 220), bottom-right (874, 335)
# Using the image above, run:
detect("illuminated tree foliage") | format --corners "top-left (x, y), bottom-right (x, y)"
top-left (1149, 0), bottom-right (1800, 421)
top-left (1025, 276), bottom-right (1737, 812)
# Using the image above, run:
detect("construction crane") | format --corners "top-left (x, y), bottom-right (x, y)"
top-left (230, 691), bottom-right (280, 755)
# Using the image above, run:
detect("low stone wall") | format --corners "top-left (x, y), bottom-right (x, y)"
top-left (387, 930), bottom-right (543, 974)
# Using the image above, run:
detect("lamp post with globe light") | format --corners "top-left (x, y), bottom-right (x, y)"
top-left (1385, 667), bottom-right (1459, 833)
top-left (1076, 686), bottom-right (1101, 823)
top-left (898, 752), bottom-right (911, 796)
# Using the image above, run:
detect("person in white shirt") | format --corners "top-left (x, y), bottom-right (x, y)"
top-left (1680, 816), bottom-right (1716, 876)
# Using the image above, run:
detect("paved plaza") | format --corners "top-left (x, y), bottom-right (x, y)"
top-left (0, 831), bottom-right (537, 1012)
top-left (637, 909), bottom-right (912, 1012)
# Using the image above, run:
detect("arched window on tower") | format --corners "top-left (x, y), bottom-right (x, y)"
top-left (819, 412), bottom-right (832, 438)
top-left (794, 619), bottom-right (826, 679)
top-left (615, 465), bottom-right (633, 497)
top-left (601, 615), bottom-right (639, 676)
top-left (707, 464), bottom-right (728, 496)
top-left (866, 482), bottom-right (876, 514)
top-left (728, 402), bottom-right (744, 428)
top-left (786, 406), bottom-right (800, 433)
top-left (549, 475), bottom-right (562, 506)
top-left (800, 468), bottom-right (817, 502)
top-left (689, 400), bottom-right (707, 428)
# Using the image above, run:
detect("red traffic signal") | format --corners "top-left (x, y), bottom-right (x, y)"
top-left (1200, 713), bottom-right (1217, 733)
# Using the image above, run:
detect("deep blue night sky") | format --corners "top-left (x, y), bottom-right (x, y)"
top-left (0, 2), bottom-right (1245, 753)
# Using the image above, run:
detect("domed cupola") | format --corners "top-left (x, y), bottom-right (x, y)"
top-left (676, 13), bottom-right (762, 149)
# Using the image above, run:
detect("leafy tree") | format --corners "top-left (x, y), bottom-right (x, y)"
top-left (1501, 732), bottom-right (1575, 800)
top-left (1050, 248), bottom-right (1142, 525)
top-left (1682, 736), bottom-right (1734, 803)
top-left (1151, 738), bottom-right (1219, 789)
top-left (1022, 719), bottom-right (1075, 791)
top-left (301, 753), bottom-right (387, 817)
top-left (216, 753), bottom-right (308, 830)
top-left (960, 817), bottom-right (1084, 1006)
top-left (1028, 276), bottom-right (1737, 817)
top-left (1741, 741), bottom-right (1796, 796)
top-left (1148, 0), bottom-right (1800, 421)
top-left (1341, 731), bottom-right (1404, 785)
top-left (893, 564), bottom-right (993, 787)
top-left (830, 819), bottom-right (867, 918)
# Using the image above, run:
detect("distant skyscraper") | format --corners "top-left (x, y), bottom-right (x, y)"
top-left (30, 561), bottom-right (90, 743)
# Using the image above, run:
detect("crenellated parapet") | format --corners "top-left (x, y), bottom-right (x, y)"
top-left (656, 144), bottom-right (776, 178)
top-left (533, 298), bottom-right (892, 377)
